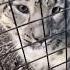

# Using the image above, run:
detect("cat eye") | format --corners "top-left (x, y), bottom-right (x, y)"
top-left (16, 5), bottom-right (29, 14)
top-left (52, 6), bottom-right (63, 14)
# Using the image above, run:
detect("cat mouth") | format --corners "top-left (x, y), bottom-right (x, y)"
top-left (23, 38), bottom-right (43, 49)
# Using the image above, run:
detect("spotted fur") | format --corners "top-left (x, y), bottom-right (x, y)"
top-left (0, 0), bottom-right (70, 70)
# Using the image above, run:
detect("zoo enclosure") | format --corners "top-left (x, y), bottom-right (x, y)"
top-left (0, 0), bottom-right (69, 70)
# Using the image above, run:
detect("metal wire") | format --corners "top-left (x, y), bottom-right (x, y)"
top-left (0, 61), bottom-right (4, 70)
top-left (0, 0), bottom-right (69, 70)
top-left (39, 0), bottom-right (50, 70)
top-left (8, 0), bottom-right (29, 70)
top-left (64, 0), bottom-right (68, 70)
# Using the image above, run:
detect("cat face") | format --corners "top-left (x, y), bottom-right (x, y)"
top-left (2, 0), bottom-right (50, 45)
top-left (1, 0), bottom-right (70, 70)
